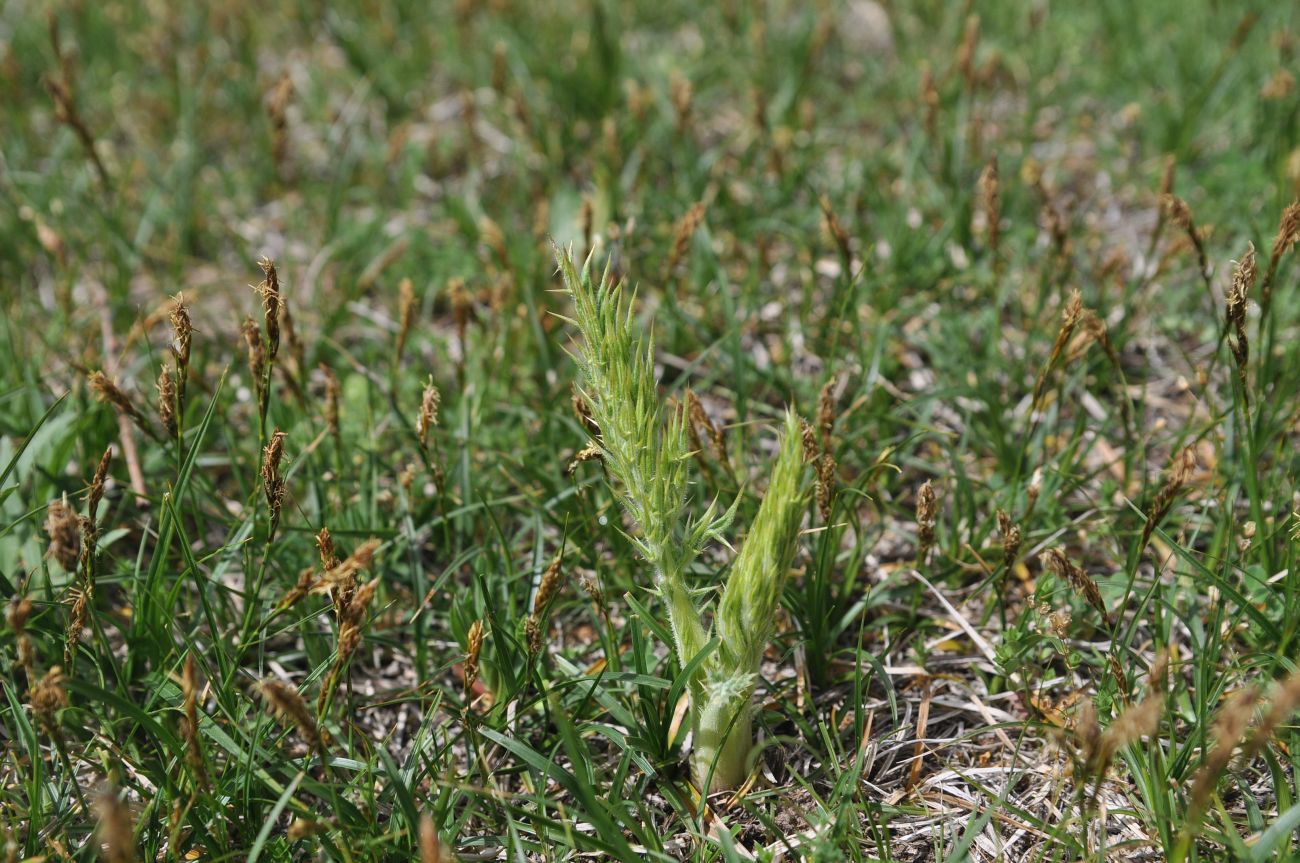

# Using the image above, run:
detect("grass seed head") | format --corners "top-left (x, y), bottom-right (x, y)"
top-left (1074, 700), bottom-right (1101, 772)
top-left (1090, 694), bottom-right (1163, 777)
top-left (65, 587), bottom-right (89, 664)
top-left (94, 787), bottom-right (136, 863)
top-left (1189, 686), bottom-right (1260, 817)
top-left (915, 480), bottom-right (937, 562)
top-left (279, 567), bottom-right (315, 610)
top-left (572, 385), bottom-right (599, 436)
top-left (9, 596), bottom-right (34, 673)
top-left (1162, 194), bottom-right (1209, 279)
top-left (996, 510), bottom-right (1021, 569)
top-left (1032, 291), bottom-right (1084, 408)
top-left (533, 556), bottom-right (563, 616)
top-left (978, 158), bottom-right (1001, 255)
top-left (30, 666), bottom-right (68, 728)
top-left (685, 390), bottom-right (728, 466)
top-left (169, 292), bottom-right (192, 372)
top-left (1042, 548), bottom-right (1111, 626)
top-left (670, 70), bottom-right (693, 131)
top-left (957, 14), bottom-right (980, 87)
top-left (180, 654), bottom-right (207, 788)
top-left (1226, 243), bottom-right (1256, 397)
top-left (665, 201), bottom-right (707, 279)
top-left (266, 73), bottom-right (293, 172)
top-left (1263, 200), bottom-right (1300, 312)
top-left (464, 619), bottom-right (485, 695)
top-left (420, 813), bottom-right (443, 863)
top-left (1273, 201), bottom-right (1300, 264)
top-left (417, 376), bottom-right (441, 452)
top-left (816, 451), bottom-right (837, 522)
top-left (1263, 69), bottom-right (1296, 100)
top-left (316, 526), bottom-right (339, 569)
top-left (261, 430), bottom-right (287, 532)
top-left (257, 257), bottom-right (281, 360)
top-left (799, 418), bottom-right (819, 462)
top-left (316, 537), bottom-right (380, 598)
top-left (1141, 445), bottom-right (1197, 550)
top-left (579, 573), bottom-right (604, 607)
top-left (921, 65), bottom-right (939, 136)
top-left (1247, 668), bottom-right (1300, 760)
top-left (817, 376), bottom-right (837, 451)
top-left (157, 364), bottom-right (177, 437)
top-left (242, 317), bottom-right (266, 390)
top-left (566, 443), bottom-right (603, 475)
top-left (396, 277), bottom-right (416, 364)
top-left (818, 195), bottom-right (851, 263)
top-left (45, 498), bottom-right (80, 571)
top-left (480, 216), bottom-right (508, 268)
top-left (1159, 155), bottom-right (1176, 197)
top-left (257, 678), bottom-right (320, 749)
top-left (88, 370), bottom-right (150, 432)
top-left (7, 595), bottom-right (32, 633)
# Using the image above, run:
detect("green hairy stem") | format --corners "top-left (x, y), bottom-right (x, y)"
top-left (558, 247), bottom-right (809, 791)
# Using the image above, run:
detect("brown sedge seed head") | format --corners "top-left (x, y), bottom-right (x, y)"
top-left (45, 498), bottom-right (81, 571)
top-left (157, 365), bottom-right (177, 437)
top-left (169, 293), bottom-right (192, 369)
top-left (464, 619), bottom-right (485, 694)
top-left (396, 278), bottom-right (416, 363)
top-left (417, 376), bottom-right (441, 451)
top-left (916, 480), bottom-right (937, 558)
top-left (257, 257), bottom-right (281, 360)
top-left (94, 786), bottom-right (137, 863)
top-left (257, 678), bottom-right (320, 749)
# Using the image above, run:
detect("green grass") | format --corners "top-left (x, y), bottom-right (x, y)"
top-left (2, 0), bottom-right (1300, 860)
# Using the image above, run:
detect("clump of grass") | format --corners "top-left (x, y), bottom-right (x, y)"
top-left (559, 247), bottom-right (809, 791)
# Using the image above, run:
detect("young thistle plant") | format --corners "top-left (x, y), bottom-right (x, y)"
top-left (558, 247), bottom-right (809, 792)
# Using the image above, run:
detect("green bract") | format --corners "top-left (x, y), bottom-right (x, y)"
top-left (558, 247), bottom-right (809, 791)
